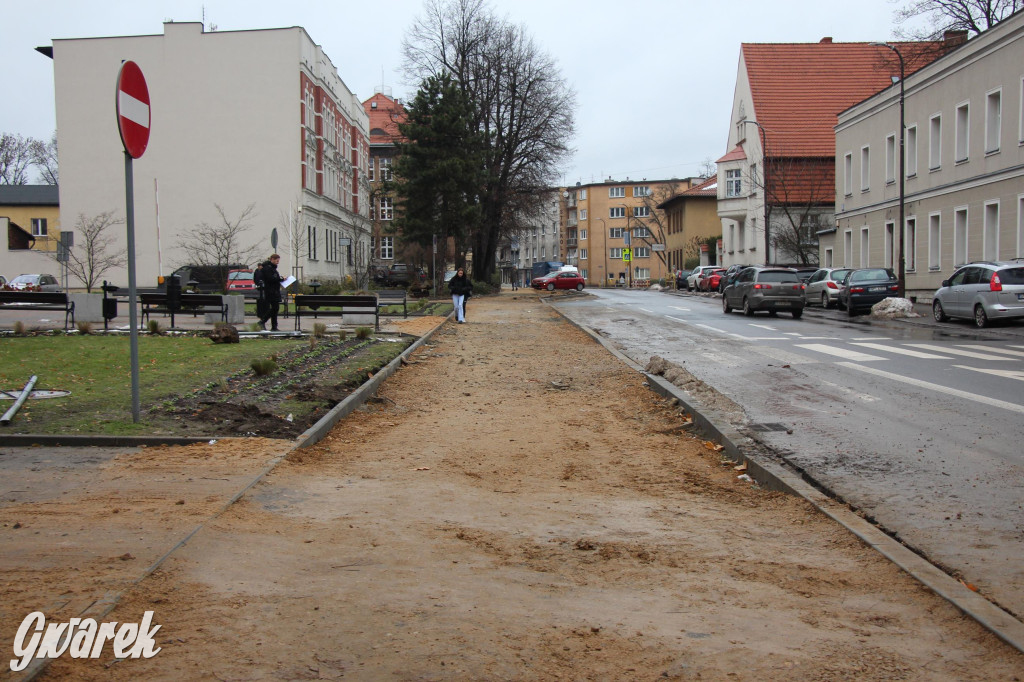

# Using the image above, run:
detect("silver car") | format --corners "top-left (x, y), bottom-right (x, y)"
top-left (803, 268), bottom-right (850, 308)
top-left (7, 273), bottom-right (62, 292)
top-left (932, 260), bottom-right (1024, 328)
top-left (722, 267), bottom-right (805, 318)
top-left (686, 265), bottom-right (720, 292)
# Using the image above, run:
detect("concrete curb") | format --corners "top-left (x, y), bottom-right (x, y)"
top-left (547, 298), bottom-right (1024, 656)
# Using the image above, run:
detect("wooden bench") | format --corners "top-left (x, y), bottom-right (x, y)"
top-left (140, 292), bottom-right (228, 327)
top-left (293, 294), bottom-right (378, 332)
top-left (376, 289), bottom-right (408, 318)
top-left (0, 291), bottom-right (75, 329)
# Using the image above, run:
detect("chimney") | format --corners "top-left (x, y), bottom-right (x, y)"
top-left (820, 37), bottom-right (833, 44)
top-left (943, 29), bottom-right (968, 49)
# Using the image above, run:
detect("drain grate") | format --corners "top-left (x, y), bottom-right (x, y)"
top-left (748, 422), bottom-right (790, 432)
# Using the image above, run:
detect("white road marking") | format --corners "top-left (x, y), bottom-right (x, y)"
top-left (640, 308), bottom-right (654, 313)
top-left (668, 306), bottom-right (691, 311)
top-left (953, 365), bottom-right (1024, 381)
top-left (838, 362), bottom-right (1024, 415)
top-left (955, 345), bottom-right (1024, 359)
top-left (850, 342), bottom-right (951, 359)
top-left (906, 344), bottom-right (1014, 361)
top-left (694, 323), bottom-right (784, 340)
top-left (666, 316), bottom-right (688, 323)
top-left (795, 343), bottom-right (886, 361)
top-left (750, 324), bottom-right (777, 331)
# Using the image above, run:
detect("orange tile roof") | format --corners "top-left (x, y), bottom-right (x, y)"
top-left (362, 92), bottom-right (406, 143)
top-left (681, 176), bottom-right (718, 197)
top-left (742, 40), bottom-right (947, 156)
top-left (716, 145), bottom-right (747, 163)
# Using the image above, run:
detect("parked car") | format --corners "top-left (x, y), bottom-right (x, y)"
top-left (790, 266), bottom-right (820, 283)
top-left (532, 269), bottom-right (585, 291)
top-left (837, 268), bottom-right (900, 316)
top-left (0, 275), bottom-right (7, 288)
top-left (722, 267), bottom-right (805, 318)
top-left (674, 269), bottom-right (692, 289)
top-left (7, 273), bottom-right (62, 292)
top-left (376, 263), bottom-right (430, 291)
top-left (931, 260), bottom-right (1024, 328)
top-left (701, 268), bottom-right (727, 292)
top-left (718, 264), bottom-right (753, 293)
top-left (804, 268), bottom-right (851, 308)
top-left (226, 269), bottom-right (256, 291)
top-left (686, 265), bottom-right (719, 291)
top-left (160, 264), bottom-right (243, 293)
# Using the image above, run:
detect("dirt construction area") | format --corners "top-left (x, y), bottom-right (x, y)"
top-left (2, 292), bottom-right (1022, 680)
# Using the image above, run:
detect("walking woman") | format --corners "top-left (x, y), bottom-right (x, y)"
top-left (448, 267), bottom-right (471, 323)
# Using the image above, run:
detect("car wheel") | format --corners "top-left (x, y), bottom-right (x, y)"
top-left (974, 304), bottom-right (989, 328)
top-left (575, 283), bottom-right (584, 291)
top-left (821, 292), bottom-right (831, 309)
top-left (792, 308), bottom-right (803, 319)
top-left (742, 298), bottom-right (755, 316)
top-left (722, 295), bottom-right (732, 314)
top-left (546, 283), bottom-right (555, 291)
top-left (932, 299), bottom-right (948, 322)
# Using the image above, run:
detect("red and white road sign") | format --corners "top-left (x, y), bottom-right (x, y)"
top-left (116, 61), bottom-right (150, 159)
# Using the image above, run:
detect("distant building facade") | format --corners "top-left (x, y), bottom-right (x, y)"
top-left (0, 186), bottom-right (61, 271)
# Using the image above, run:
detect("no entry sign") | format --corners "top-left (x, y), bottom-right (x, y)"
top-left (116, 61), bottom-right (150, 158)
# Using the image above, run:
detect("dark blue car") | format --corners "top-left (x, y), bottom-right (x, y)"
top-left (838, 268), bottom-right (900, 316)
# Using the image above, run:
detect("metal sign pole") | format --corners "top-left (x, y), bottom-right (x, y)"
top-left (124, 152), bottom-right (141, 422)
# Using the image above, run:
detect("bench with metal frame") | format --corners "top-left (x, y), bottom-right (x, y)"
top-left (376, 289), bottom-right (408, 318)
top-left (0, 291), bottom-right (76, 329)
top-left (139, 292), bottom-right (228, 327)
top-left (293, 294), bottom-right (378, 332)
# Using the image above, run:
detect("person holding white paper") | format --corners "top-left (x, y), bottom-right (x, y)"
top-left (256, 254), bottom-right (285, 331)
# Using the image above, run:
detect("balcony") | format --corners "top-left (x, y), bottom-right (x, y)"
top-left (566, 238), bottom-right (577, 248)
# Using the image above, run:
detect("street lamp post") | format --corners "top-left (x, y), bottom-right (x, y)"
top-left (743, 119), bottom-right (770, 265)
top-left (874, 42), bottom-right (906, 298)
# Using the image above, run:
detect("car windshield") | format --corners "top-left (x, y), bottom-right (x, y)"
top-left (10, 275), bottom-right (39, 285)
top-left (998, 267), bottom-right (1024, 284)
top-left (850, 269), bottom-right (894, 282)
top-left (757, 271), bottom-right (799, 283)
top-left (830, 269), bottom-right (851, 281)
top-left (228, 272), bottom-right (251, 280)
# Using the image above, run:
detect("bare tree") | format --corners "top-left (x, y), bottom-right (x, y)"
top-left (0, 133), bottom-right (37, 185)
top-left (630, 182), bottom-right (692, 272)
top-left (47, 211), bottom-right (126, 292)
top-left (275, 203), bottom-right (308, 281)
top-left (177, 204), bottom-right (262, 289)
top-left (402, 0), bottom-right (576, 283)
top-left (31, 133), bottom-right (59, 185)
top-left (697, 157), bottom-right (717, 179)
top-left (894, 0), bottom-right (1023, 39)
top-left (749, 156), bottom-right (832, 266)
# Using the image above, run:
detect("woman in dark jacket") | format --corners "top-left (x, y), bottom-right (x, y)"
top-left (448, 267), bottom-right (471, 323)
top-left (257, 254), bottom-right (285, 331)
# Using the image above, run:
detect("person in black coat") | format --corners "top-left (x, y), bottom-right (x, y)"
top-left (448, 267), bottom-right (471, 323)
top-left (256, 254), bottom-right (285, 331)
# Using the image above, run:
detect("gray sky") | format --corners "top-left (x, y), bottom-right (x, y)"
top-left (3, 0), bottom-right (917, 185)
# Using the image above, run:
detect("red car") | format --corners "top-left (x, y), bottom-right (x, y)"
top-left (226, 269), bottom-right (256, 291)
top-left (531, 270), bottom-right (585, 291)
top-left (700, 268), bottom-right (726, 292)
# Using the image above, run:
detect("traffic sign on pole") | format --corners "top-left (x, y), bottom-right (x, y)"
top-left (116, 61), bottom-right (150, 159)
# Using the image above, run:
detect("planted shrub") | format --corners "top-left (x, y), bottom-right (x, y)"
top-left (13, 321), bottom-right (27, 336)
top-left (313, 322), bottom-right (327, 338)
top-left (354, 326), bottom-right (372, 340)
top-left (337, 329), bottom-right (348, 341)
top-left (147, 320), bottom-right (164, 336)
top-left (251, 358), bottom-right (278, 376)
top-left (76, 321), bottom-right (94, 335)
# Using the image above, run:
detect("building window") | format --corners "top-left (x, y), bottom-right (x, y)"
top-left (633, 186), bottom-right (650, 197)
top-left (929, 114), bottom-right (942, 170)
top-left (579, 189), bottom-right (587, 200)
top-left (580, 209), bottom-right (587, 220)
top-left (860, 227), bottom-right (870, 267)
top-left (906, 125), bottom-right (918, 177)
top-left (954, 206), bottom-right (969, 266)
top-left (368, 157), bottom-right (375, 181)
top-left (380, 157), bottom-right (393, 181)
top-left (824, 247), bottom-right (833, 268)
top-left (844, 230), bottom-right (853, 268)
top-left (634, 246), bottom-right (650, 258)
top-left (904, 217), bottom-right (916, 271)
top-left (380, 236), bottom-right (394, 260)
top-left (609, 187), bottom-right (625, 198)
top-left (885, 134), bottom-right (896, 184)
top-left (634, 267), bottom-right (650, 279)
top-left (843, 153), bottom-right (853, 195)
top-left (884, 221), bottom-right (895, 268)
top-left (610, 247), bottom-right (622, 259)
top-left (985, 88), bottom-right (1001, 153)
top-left (633, 206), bottom-right (650, 218)
top-left (955, 102), bottom-right (970, 162)
top-left (1019, 195), bottom-right (1024, 257)
top-left (580, 248), bottom-right (588, 260)
top-left (609, 227), bottom-right (623, 239)
top-left (928, 212), bottom-right (941, 270)
top-left (725, 169), bottom-right (742, 197)
top-left (579, 229), bottom-right (587, 240)
top-left (580, 269), bottom-right (588, 279)
top-left (984, 200), bottom-right (1000, 259)
top-left (609, 207), bottom-right (625, 219)
top-left (860, 146), bottom-right (870, 191)
top-left (308, 225), bottom-right (317, 260)
top-left (379, 197), bottom-right (393, 220)
top-left (30, 218), bottom-right (47, 237)
top-left (632, 226), bottom-right (650, 239)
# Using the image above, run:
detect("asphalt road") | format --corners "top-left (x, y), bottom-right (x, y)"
top-left (553, 288), bottom-right (1024, 620)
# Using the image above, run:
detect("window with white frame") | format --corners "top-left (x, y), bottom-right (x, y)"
top-left (580, 209), bottom-right (587, 220)
top-left (844, 230), bottom-right (853, 268)
top-left (985, 89), bottom-right (1001, 153)
top-left (844, 153), bottom-right (853, 195)
top-left (580, 248), bottom-right (588, 260)
top-left (609, 186), bottom-right (625, 198)
top-left (984, 200), bottom-right (1000, 259)
top-left (726, 169), bottom-right (742, 197)
top-left (381, 236), bottom-right (394, 259)
top-left (633, 186), bottom-right (650, 197)
top-left (632, 226), bottom-right (650, 238)
top-left (884, 221), bottom-right (895, 268)
top-left (308, 225), bottom-right (317, 260)
top-left (379, 197), bottom-right (393, 220)
top-left (580, 269), bottom-right (588, 278)
top-left (609, 207), bottom-right (625, 219)
top-left (954, 206), bottom-right (969, 265)
top-left (633, 206), bottom-right (650, 218)
top-left (634, 267), bottom-right (650, 279)
top-left (824, 247), bottom-right (833, 268)
top-left (30, 218), bottom-right (47, 237)
top-left (609, 227), bottom-right (624, 239)
top-left (579, 229), bottom-right (587, 240)
top-left (578, 188), bottom-right (587, 200)
top-left (738, 221), bottom-right (746, 251)
top-left (368, 157), bottom-right (375, 181)
top-left (905, 217), bottom-right (917, 271)
top-left (634, 246), bottom-right (650, 258)
top-left (1019, 195), bottom-right (1024, 257)
top-left (860, 146), bottom-right (870, 191)
top-left (906, 125), bottom-right (918, 176)
top-left (929, 114), bottom-right (942, 170)
top-left (928, 212), bottom-right (941, 270)
top-left (610, 247), bottom-right (622, 259)
top-left (885, 134), bottom-right (896, 184)
top-left (860, 227), bottom-right (870, 267)
top-left (380, 157), bottom-right (393, 181)
top-left (955, 102), bottom-right (970, 162)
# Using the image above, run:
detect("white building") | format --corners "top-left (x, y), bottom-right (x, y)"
top-left (23, 22), bottom-right (371, 289)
